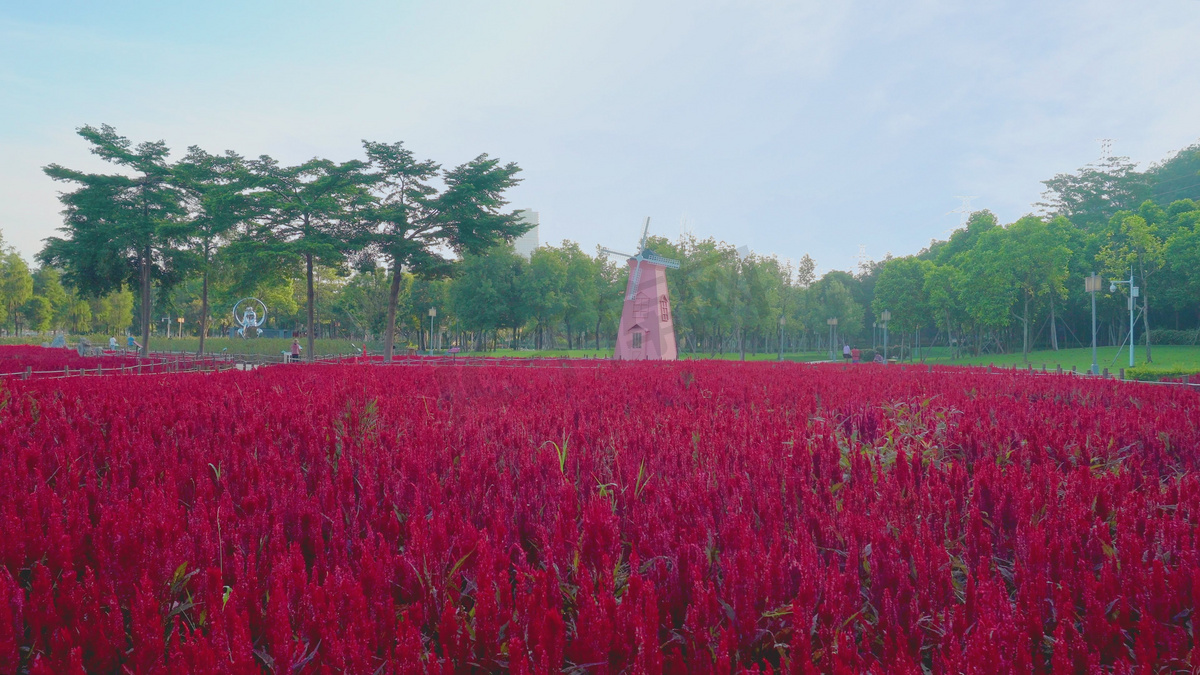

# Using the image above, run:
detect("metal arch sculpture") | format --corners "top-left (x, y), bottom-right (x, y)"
top-left (232, 298), bottom-right (268, 338)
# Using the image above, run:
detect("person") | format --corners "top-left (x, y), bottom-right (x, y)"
top-left (873, 353), bottom-right (885, 364)
top-left (290, 338), bottom-right (302, 363)
top-left (108, 336), bottom-right (118, 350)
top-left (851, 347), bottom-right (861, 363)
top-left (843, 344), bottom-right (851, 361)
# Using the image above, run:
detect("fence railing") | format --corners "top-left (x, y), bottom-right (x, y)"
top-left (1, 353), bottom-right (240, 380)
top-left (4, 350), bottom-right (1198, 391)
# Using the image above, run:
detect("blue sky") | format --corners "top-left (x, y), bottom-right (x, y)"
top-left (3, 0), bottom-right (1200, 273)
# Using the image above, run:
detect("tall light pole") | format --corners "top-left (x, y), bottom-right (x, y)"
top-left (872, 321), bottom-right (877, 350)
top-left (826, 318), bottom-right (838, 360)
top-left (1085, 273), bottom-right (1102, 374)
top-left (778, 315), bottom-right (786, 361)
top-left (881, 310), bottom-right (891, 364)
top-left (428, 307), bottom-right (437, 353)
top-left (1109, 267), bottom-right (1136, 369)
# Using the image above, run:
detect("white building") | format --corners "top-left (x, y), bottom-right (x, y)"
top-left (513, 209), bottom-right (539, 259)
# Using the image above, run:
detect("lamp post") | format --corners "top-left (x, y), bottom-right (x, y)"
top-left (778, 315), bottom-right (786, 361)
top-left (177, 316), bottom-right (184, 339)
top-left (872, 321), bottom-right (877, 350)
top-left (162, 316), bottom-right (170, 339)
top-left (428, 308), bottom-right (437, 353)
top-left (826, 318), bottom-right (838, 360)
top-left (1109, 267), bottom-right (1136, 369)
top-left (880, 310), bottom-right (891, 363)
top-left (1085, 273), bottom-right (1102, 374)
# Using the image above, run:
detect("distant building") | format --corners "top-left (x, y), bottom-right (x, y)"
top-left (513, 209), bottom-right (539, 259)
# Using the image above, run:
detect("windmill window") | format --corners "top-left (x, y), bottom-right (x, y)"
top-left (632, 332), bottom-right (643, 349)
top-left (659, 295), bottom-right (670, 322)
top-left (633, 296), bottom-right (650, 320)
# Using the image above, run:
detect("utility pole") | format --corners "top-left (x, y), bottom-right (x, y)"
top-left (881, 310), bottom-right (891, 363)
top-left (946, 196), bottom-right (979, 234)
top-left (826, 318), bottom-right (838, 360)
top-left (1086, 273), bottom-right (1101, 374)
top-left (1109, 267), bottom-right (1136, 369)
top-left (428, 307), bottom-right (437, 354)
top-left (778, 316), bottom-right (785, 362)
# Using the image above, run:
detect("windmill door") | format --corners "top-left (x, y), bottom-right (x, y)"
top-left (627, 324), bottom-right (646, 357)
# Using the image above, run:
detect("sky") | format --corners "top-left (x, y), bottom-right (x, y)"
top-left (3, 0), bottom-right (1200, 274)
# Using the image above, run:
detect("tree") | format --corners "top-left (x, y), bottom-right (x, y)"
top-left (955, 228), bottom-right (1016, 354)
top-left (872, 256), bottom-right (932, 357)
top-left (362, 142), bottom-right (526, 360)
top-left (91, 290), bottom-right (134, 336)
top-left (1001, 217), bottom-right (1070, 359)
top-left (243, 156), bottom-right (373, 361)
top-left (66, 297), bottom-right (92, 334)
top-left (360, 141), bottom-right (441, 359)
top-left (41, 125), bottom-right (186, 356)
top-left (527, 247), bottom-right (567, 349)
top-left (32, 267), bottom-right (69, 332)
top-left (924, 264), bottom-right (966, 358)
top-left (1162, 211), bottom-right (1200, 338)
top-left (1039, 155), bottom-right (1149, 232)
top-left (934, 211), bottom-right (999, 264)
top-left (20, 296), bottom-right (53, 334)
top-left (592, 252), bottom-right (625, 351)
top-left (812, 276), bottom-right (863, 349)
top-left (173, 147), bottom-right (249, 354)
top-left (449, 246), bottom-right (531, 349)
top-left (557, 242), bottom-right (600, 350)
top-left (1098, 211), bottom-right (1166, 362)
top-left (0, 251), bottom-right (33, 332)
top-left (334, 267), bottom-right (393, 340)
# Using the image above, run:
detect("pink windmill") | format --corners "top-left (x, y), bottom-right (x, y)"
top-left (601, 218), bottom-right (681, 360)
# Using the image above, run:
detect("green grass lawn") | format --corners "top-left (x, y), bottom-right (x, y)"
top-left (7, 333), bottom-right (1197, 375)
top-left (921, 345), bottom-right (1200, 374)
top-left (0, 335), bottom-right (365, 357)
top-left (484, 348), bottom-right (830, 362)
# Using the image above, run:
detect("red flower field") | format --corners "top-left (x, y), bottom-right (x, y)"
top-left (1, 361), bottom-right (1197, 673)
top-left (0, 346), bottom-right (139, 377)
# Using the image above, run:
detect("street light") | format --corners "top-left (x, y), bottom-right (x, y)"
top-left (778, 315), bottom-right (786, 362)
top-left (826, 317), bottom-right (838, 360)
top-left (161, 316), bottom-right (170, 339)
top-left (176, 316), bottom-right (184, 339)
top-left (1085, 273), bottom-right (1102, 374)
top-left (428, 307), bottom-right (437, 353)
top-left (1109, 267), bottom-right (1136, 369)
top-left (880, 310), bottom-right (891, 364)
top-left (872, 321), bottom-right (877, 350)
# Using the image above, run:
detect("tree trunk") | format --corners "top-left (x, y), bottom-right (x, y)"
top-left (383, 258), bottom-right (402, 361)
top-left (140, 246), bottom-right (152, 357)
top-left (595, 318), bottom-right (602, 350)
top-left (198, 266), bottom-right (209, 355)
top-left (306, 252), bottom-right (315, 362)
top-left (1049, 292), bottom-right (1059, 351)
top-left (1022, 296), bottom-right (1030, 360)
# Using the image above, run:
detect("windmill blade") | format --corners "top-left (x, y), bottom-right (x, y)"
top-left (639, 217), bottom-right (651, 252)
top-left (643, 250), bottom-right (681, 269)
top-left (600, 247), bottom-right (635, 259)
top-left (628, 260), bottom-right (644, 300)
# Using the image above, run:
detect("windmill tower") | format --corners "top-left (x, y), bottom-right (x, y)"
top-left (601, 218), bottom-right (681, 360)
